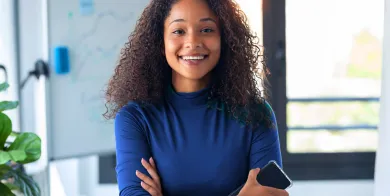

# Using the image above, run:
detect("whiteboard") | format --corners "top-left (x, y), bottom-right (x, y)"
top-left (47, 0), bottom-right (149, 160)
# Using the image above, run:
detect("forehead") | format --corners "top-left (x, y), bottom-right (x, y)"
top-left (166, 0), bottom-right (217, 21)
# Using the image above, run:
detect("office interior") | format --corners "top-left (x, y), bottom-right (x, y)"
top-left (0, 0), bottom-right (389, 195)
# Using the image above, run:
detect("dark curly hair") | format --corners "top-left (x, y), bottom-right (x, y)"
top-left (104, 0), bottom-right (273, 128)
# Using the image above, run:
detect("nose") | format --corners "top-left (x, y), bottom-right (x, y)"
top-left (184, 32), bottom-right (203, 49)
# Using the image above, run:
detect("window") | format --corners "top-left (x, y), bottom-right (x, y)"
top-left (286, 0), bottom-right (383, 154)
top-left (263, 0), bottom-right (384, 180)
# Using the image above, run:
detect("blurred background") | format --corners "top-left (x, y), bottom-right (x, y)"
top-left (0, 0), bottom-right (389, 195)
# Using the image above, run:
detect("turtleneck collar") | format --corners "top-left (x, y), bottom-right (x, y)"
top-left (166, 85), bottom-right (211, 109)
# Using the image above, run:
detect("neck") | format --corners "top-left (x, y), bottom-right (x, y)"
top-left (172, 73), bottom-right (211, 93)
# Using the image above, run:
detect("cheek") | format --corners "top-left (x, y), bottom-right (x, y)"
top-left (164, 38), bottom-right (181, 57)
top-left (207, 37), bottom-right (221, 57)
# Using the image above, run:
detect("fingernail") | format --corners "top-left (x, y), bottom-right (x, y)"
top-left (135, 170), bottom-right (139, 175)
top-left (150, 157), bottom-right (153, 162)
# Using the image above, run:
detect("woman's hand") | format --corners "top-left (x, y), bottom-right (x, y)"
top-left (238, 168), bottom-right (289, 196)
top-left (136, 157), bottom-right (163, 196)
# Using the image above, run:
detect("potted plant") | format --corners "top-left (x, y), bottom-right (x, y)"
top-left (0, 82), bottom-right (41, 196)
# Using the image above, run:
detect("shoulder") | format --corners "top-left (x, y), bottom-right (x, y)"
top-left (250, 101), bottom-right (280, 145)
top-left (116, 101), bottom-right (161, 117)
top-left (115, 101), bottom-right (164, 127)
top-left (263, 100), bottom-right (276, 121)
top-left (253, 100), bottom-right (278, 131)
top-left (116, 101), bottom-right (144, 119)
top-left (115, 102), bottom-right (148, 131)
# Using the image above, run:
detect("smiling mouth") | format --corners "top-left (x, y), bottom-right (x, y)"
top-left (179, 55), bottom-right (209, 60)
top-left (178, 55), bottom-right (209, 66)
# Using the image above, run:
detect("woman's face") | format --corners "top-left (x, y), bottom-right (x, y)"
top-left (163, 0), bottom-right (221, 83)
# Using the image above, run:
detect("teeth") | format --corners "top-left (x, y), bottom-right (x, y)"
top-left (182, 56), bottom-right (205, 60)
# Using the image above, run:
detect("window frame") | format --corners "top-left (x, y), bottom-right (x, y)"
top-left (262, 0), bottom-right (376, 180)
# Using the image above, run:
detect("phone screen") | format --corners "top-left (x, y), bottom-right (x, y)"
top-left (256, 161), bottom-right (292, 189)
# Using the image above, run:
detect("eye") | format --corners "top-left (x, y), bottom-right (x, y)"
top-left (201, 28), bottom-right (214, 33)
top-left (173, 29), bottom-right (185, 35)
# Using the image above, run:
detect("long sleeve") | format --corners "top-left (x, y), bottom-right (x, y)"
top-left (115, 104), bottom-right (152, 196)
top-left (249, 102), bottom-right (283, 169)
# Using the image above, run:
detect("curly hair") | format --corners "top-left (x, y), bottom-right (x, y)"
top-left (104, 0), bottom-right (273, 128)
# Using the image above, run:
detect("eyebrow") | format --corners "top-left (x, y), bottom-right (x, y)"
top-left (200, 17), bottom-right (216, 23)
top-left (169, 17), bottom-right (217, 26)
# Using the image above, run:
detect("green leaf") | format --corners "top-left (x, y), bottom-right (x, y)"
top-left (0, 182), bottom-right (15, 196)
top-left (8, 133), bottom-right (41, 164)
top-left (0, 150), bottom-right (27, 164)
top-left (0, 112), bottom-right (12, 148)
top-left (10, 131), bottom-right (20, 137)
top-left (0, 164), bottom-right (11, 176)
top-left (4, 182), bottom-right (20, 190)
top-left (0, 82), bottom-right (9, 92)
top-left (0, 101), bottom-right (19, 112)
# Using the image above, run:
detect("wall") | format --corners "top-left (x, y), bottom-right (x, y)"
top-left (0, 0), bottom-right (20, 131)
top-left (17, 0), bottom-right (79, 195)
top-left (289, 180), bottom-right (373, 196)
top-left (374, 0), bottom-right (390, 195)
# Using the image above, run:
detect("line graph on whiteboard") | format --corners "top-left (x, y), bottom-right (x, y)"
top-left (65, 10), bottom-right (135, 83)
top-left (46, 1), bottom-right (151, 159)
top-left (58, 9), bottom-right (138, 123)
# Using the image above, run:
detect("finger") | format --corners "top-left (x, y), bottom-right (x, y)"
top-left (263, 186), bottom-right (289, 196)
top-left (149, 157), bottom-right (162, 189)
top-left (150, 157), bottom-right (156, 169)
top-left (271, 189), bottom-right (288, 196)
top-left (277, 189), bottom-right (289, 196)
top-left (247, 168), bottom-right (260, 184)
top-left (136, 170), bottom-right (158, 189)
top-left (141, 181), bottom-right (159, 196)
top-left (141, 158), bottom-right (161, 183)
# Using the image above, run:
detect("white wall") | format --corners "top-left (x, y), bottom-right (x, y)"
top-left (0, 0), bottom-right (20, 131)
top-left (289, 180), bottom-right (373, 196)
top-left (18, 0), bottom-right (43, 135)
top-left (374, 0), bottom-right (390, 195)
top-left (17, 0), bottom-right (79, 196)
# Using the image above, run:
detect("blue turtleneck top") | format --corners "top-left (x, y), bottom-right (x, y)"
top-left (115, 87), bottom-right (282, 196)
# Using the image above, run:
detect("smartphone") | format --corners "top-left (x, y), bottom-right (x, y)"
top-left (228, 161), bottom-right (292, 196)
top-left (256, 160), bottom-right (292, 189)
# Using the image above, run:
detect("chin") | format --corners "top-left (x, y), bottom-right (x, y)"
top-left (182, 72), bottom-right (211, 80)
top-left (168, 59), bottom-right (217, 81)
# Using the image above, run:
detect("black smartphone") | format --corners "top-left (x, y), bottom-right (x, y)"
top-left (256, 161), bottom-right (292, 189)
top-left (228, 161), bottom-right (292, 196)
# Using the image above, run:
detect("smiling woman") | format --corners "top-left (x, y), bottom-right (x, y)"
top-left (163, 0), bottom-right (221, 92)
top-left (104, 0), bottom-right (287, 196)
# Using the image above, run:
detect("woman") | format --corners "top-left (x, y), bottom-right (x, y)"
top-left (104, 0), bottom-right (288, 195)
